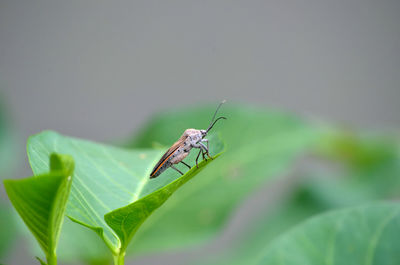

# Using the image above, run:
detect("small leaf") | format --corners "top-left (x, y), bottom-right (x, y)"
top-left (3, 154), bottom-right (74, 263)
top-left (258, 203), bottom-right (400, 265)
top-left (27, 130), bottom-right (224, 255)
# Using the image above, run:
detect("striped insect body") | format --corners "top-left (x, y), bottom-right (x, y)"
top-left (150, 101), bottom-right (226, 179)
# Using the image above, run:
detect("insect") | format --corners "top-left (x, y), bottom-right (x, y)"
top-left (150, 100), bottom-right (227, 179)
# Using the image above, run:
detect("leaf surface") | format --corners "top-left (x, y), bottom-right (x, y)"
top-left (3, 154), bottom-right (73, 262)
top-left (258, 203), bottom-right (400, 265)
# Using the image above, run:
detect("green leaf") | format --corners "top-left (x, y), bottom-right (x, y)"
top-left (27, 130), bottom-right (224, 256)
top-left (124, 104), bottom-right (317, 255)
top-left (316, 129), bottom-right (399, 170)
top-left (21, 216), bottom-right (112, 265)
top-left (3, 153), bottom-right (74, 264)
top-left (258, 203), bottom-right (400, 265)
top-left (199, 130), bottom-right (400, 265)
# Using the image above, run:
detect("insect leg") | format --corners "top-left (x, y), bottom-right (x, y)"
top-left (180, 161), bottom-right (191, 169)
top-left (200, 142), bottom-right (213, 160)
top-left (204, 139), bottom-right (213, 160)
top-left (196, 144), bottom-right (207, 162)
top-left (195, 149), bottom-right (202, 168)
top-left (201, 149), bottom-right (207, 162)
top-left (170, 165), bottom-right (184, 175)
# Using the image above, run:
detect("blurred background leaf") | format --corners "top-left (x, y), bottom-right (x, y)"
top-left (0, 202), bottom-right (17, 259)
top-left (197, 129), bottom-right (400, 265)
top-left (258, 203), bottom-right (400, 265)
top-left (313, 130), bottom-right (400, 203)
top-left (0, 94), bottom-right (19, 262)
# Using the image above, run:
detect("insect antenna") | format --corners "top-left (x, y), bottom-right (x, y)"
top-left (206, 100), bottom-right (227, 132)
top-left (206, 116), bottom-right (227, 133)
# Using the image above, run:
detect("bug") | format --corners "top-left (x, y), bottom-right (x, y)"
top-left (150, 100), bottom-right (227, 179)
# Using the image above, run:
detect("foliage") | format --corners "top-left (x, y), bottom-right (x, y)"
top-left (3, 154), bottom-right (74, 265)
top-left (198, 129), bottom-right (400, 265)
top-left (259, 203), bottom-right (400, 265)
top-left (26, 130), bottom-right (224, 263)
top-left (3, 103), bottom-right (400, 265)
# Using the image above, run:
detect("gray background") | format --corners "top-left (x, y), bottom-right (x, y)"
top-left (1, 0), bottom-right (399, 264)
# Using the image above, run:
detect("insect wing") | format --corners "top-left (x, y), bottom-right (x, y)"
top-left (150, 134), bottom-right (188, 177)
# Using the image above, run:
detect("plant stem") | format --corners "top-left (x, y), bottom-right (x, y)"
top-left (46, 253), bottom-right (57, 265)
top-left (113, 252), bottom-right (125, 265)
